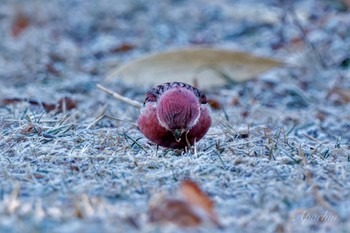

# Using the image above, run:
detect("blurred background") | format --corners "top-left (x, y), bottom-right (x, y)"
top-left (1, 0), bottom-right (349, 89)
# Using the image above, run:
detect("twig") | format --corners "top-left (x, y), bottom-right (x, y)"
top-left (96, 84), bottom-right (142, 108)
top-left (86, 114), bottom-right (106, 129)
top-left (86, 104), bottom-right (108, 129)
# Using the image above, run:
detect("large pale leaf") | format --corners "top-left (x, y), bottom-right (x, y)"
top-left (106, 48), bottom-right (283, 88)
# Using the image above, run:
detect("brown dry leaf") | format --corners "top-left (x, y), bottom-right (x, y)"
top-left (12, 12), bottom-right (30, 38)
top-left (148, 179), bottom-right (221, 228)
top-left (110, 43), bottom-right (135, 53)
top-left (2, 97), bottom-right (77, 112)
top-left (33, 173), bottom-right (45, 179)
top-left (20, 124), bottom-right (43, 135)
top-left (231, 96), bottom-right (241, 106)
top-left (179, 180), bottom-right (217, 221)
top-left (56, 97), bottom-right (78, 112)
top-left (2, 97), bottom-right (54, 110)
top-left (149, 199), bottom-right (202, 227)
top-left (106, 48), bottom-right (283, 88)
top-left (207, 98), bottom-right (222, 110)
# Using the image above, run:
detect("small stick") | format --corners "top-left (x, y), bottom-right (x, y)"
top-left (86, 114), bottom-right (106, 129)
top-left (97, 84), bottom-right (142, 108)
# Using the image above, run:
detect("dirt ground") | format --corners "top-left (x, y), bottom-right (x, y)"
top-left (0, 0), bottom-right (350, 232)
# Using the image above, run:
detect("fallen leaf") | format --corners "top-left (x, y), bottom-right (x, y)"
top-left (20, 124), bottom-right (43, 135)
top-left (179, 180), bottom-right (216, 219)
top-left (57, 97), bottom-right (78, 112)
top-left (231, 96), bottom-right (241, 106)
top-left (207, 98), bottom-right (222, 110)
top-left (2, 98), bottom-right (21, 105)
top-left (148, 179), bottom-right (221, 228)
top-left (2, 97), bottom-right (77, 112)
top-left (106, 48), bottom-right (283, 88)
top-left (34, 173), bottom-right (45, 179)
top-left (241, 110), bottom-right (249, 118)
top-left (110, 44), bottom-right (135, 53)
top-left (149, 199), bottom-right (201, 227)
top-left (12, 12), bottom-right (30, 38)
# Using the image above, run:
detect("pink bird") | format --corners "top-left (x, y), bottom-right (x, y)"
top-left (138, 82), bottom-right (211, 149)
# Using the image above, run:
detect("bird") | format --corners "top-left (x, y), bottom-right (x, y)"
top-left (137, 82), bottom-right (211, 149)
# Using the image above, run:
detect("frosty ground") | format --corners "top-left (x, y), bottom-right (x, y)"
top-left (0, 0), bottom-right (350, 232)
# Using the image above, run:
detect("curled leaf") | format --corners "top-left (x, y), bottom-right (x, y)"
top-left (179, 180), bottom-right (217, 221)
top-left (148, 179), bottom-right (221, 228)
top-left (107, 48), bottom-right (283, 88)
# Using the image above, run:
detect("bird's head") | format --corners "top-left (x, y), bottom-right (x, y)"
top-left (156, 86), bottom-right (201, 142)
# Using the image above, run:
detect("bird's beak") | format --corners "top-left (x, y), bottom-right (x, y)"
top-left (173, 129), bottom-right (185, 142)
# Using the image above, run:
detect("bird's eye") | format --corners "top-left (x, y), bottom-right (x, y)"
top-left (199, 94), bottom-right (207, 104)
